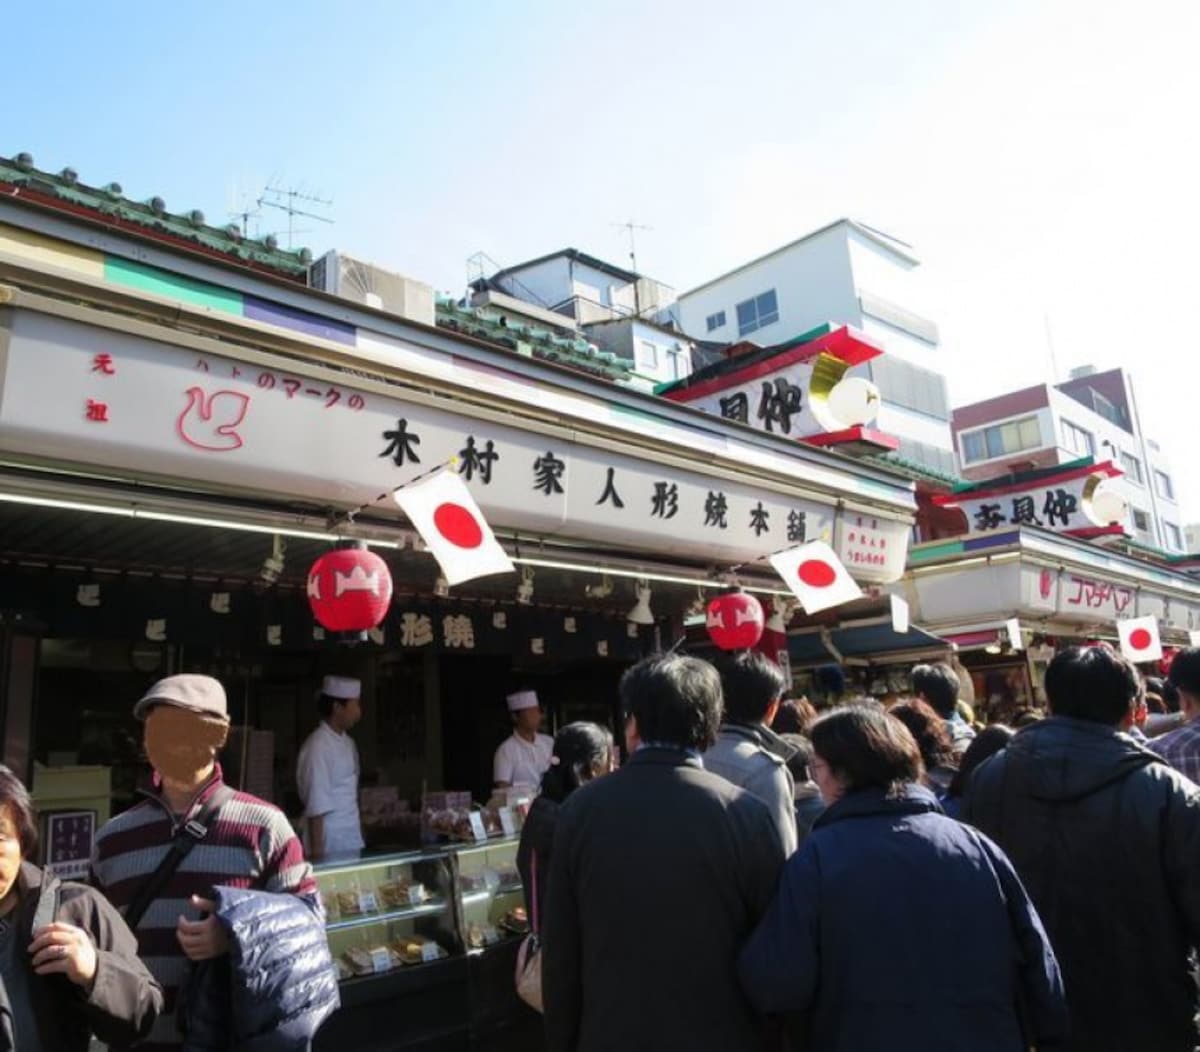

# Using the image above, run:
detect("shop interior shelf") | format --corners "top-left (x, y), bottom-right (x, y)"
top-left (326, 899), bottom-right (448, 933)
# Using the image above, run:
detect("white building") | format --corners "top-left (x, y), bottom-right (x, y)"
top-left (672, 219), bottom-right (955, 477)
top-left (951, 366), bottom-right (1186, 553)
top-left (470, 248), bottom-right (689, 388)
top-left (1187, 524), bottom-right (1200, 553)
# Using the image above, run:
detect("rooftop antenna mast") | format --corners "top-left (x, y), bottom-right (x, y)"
top-left (258, 183), bottom-right (334, 249)
top-left (613, 218), bottom-right (652, 275)
top-left (613, 219), bottom-right (652, 316)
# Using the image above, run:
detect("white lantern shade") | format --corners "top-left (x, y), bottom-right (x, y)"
top-left (1089, 483), bottom-right (1129, 526)
top-left (826, 376), bottom-right (881, 428)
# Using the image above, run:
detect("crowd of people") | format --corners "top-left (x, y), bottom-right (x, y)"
top-left (1, 644), bottom-right (1199, 1050)
top-left (523, 645), bottom-right (1200, 1052)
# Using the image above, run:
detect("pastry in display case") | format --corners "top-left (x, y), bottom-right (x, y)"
top-left (313, 849), bottom-right (456, 984)
top-left (450, 837), bottom-right (526, 955)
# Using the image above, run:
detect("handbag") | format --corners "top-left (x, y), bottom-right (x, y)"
top-left (514, 853), bottom-right (543, 1012)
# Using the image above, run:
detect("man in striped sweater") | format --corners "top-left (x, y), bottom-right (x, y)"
top-left (90, 674), bottom-right (318, 1051)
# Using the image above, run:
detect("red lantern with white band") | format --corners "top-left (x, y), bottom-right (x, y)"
top-left (706, 588), bottom-right (765, 651)
top-left (307, 541), bottom-right (394, 641)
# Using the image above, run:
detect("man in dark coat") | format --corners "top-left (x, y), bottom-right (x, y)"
top-left (542, 654), bottom-right (786, 1052)
top-left (963, 645), bottom-right (1200, 1052)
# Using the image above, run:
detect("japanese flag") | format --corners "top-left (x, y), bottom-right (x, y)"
top-left (769, 540), bottom-right (862, 614)
top-left (393, 469), bottom-right (515, 586)
top-left (1117, 615), bottom-right (1163, 664)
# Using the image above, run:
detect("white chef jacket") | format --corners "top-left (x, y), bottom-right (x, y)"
top-left (493, 731), bottom-right (554, 790)
top-left (297, 720), bottom-right (364, 855)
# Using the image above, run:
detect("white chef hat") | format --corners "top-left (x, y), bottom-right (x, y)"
top-left (506, 690), bottom-right (539, 712)
top-left (322, 675), bottom-right (362, 700)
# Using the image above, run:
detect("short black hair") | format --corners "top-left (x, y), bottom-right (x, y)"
top-left (0, 765), bottom-right (39, 858)
top-left (810, 707), bottom-right (922, 795)
top-left (911, 663), bottom-right (960, 718)
top-left (947, 724), bottom-right (1014, 798)
top-left (1045, 646), bottom-right (1139, 725)
top-left (318, 693), bottom-right (354, 720)
top-left (621, 654), bottom-right (722, 752)
top-left (716, 650), bottom-right (786, 724)
top-left (1169, 648), bottom-right (1200, 699)
top-left (778, 732), bottom-right (813, 783)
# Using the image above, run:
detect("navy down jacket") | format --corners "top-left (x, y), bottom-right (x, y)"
top-left (181, 887), bottom-right (339, 1051)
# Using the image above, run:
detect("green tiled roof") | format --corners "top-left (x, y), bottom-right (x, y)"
top-left (864, 452), bottom-right (961, 487)
top-left (0, 152), bottom-right (311, 276)
top-left (435, 296), bottom-right (632, 381)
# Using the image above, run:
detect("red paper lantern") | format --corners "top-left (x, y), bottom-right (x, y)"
top-left (307, 542), bottom-right (393, 639)
top-left (706, 589), bottom-right (765, 651)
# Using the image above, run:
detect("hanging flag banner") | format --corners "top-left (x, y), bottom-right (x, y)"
top-left (769, 540), bottom-right (862, 614)
top-left (1005, 618), bottom-right (1024, 651)
top-left (890, 594), bottom-right (910, 635)
top-left (1117, 615), bottom-right (1163, 664)
top-left (393, 469), bottom-right (515, 586)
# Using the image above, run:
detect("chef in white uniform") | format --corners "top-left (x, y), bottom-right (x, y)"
top-left (493, 689), bottom-right (554, 791)
top-left (297, 674), bottom-right (365, 858)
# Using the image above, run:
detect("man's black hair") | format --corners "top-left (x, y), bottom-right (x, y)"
top-left (911, 662), bottom-right (960, 719)
top-left (621, 654), bottom-right (723, 752)
top-left (1168, 648), bottom-right (1200, 700)
top-left (716, 650), bottom-right (786, 725)
top-left (1045, 646), bottom-right (1139, 726)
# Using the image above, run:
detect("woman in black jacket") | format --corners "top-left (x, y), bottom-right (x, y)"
top-left (0, 766), bottom-right (162, 1051)
top-left (516, 722), bottom-right (612, 924)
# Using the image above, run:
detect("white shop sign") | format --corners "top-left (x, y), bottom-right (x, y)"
top-left (913, 561), bottom-right (1200, 632)
top-left (0, 310), bottom-right (910, 575)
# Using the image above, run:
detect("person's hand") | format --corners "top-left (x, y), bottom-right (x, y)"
top-left (176, 895), bottom-right (229, 961)
top-left (29, 922), bottom-right (98, 990)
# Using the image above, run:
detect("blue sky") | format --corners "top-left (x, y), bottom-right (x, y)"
top-left (6, 0), bottom-right (1199, 519)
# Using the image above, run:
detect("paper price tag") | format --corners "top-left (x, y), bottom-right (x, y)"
top-left (407, 884), bottom-right (426, 906)
top-left (358, 891), bottom-right (379, 914)
top-left (421, 941), bottom-right (441, 963)
top-left (369, 946), bottom-right (391, 974)
top-left (498, 807), bottom-right (517, 837)
top-left (468, 812), bottom-right (488, 842)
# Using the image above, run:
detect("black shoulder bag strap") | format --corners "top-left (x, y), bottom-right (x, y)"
top-left (124, 785), bottom-right (235, 931)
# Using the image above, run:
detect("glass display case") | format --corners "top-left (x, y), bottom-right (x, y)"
top-left (314, 848), bottom-right (457, 984)
top-left (449, 835), bottom-right (528, 951)
top-left (312, 839), bottom-right (536, 1050)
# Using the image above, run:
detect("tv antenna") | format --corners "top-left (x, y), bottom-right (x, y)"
top-left (613, 218), bottom-right (652, 274)
top-left (257, 183), bottom-right (333, 249)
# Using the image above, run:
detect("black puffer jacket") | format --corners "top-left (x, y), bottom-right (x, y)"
top-left (180, 887), bottom-right (338, 1051)
top-left (962, 716), bottom-right (1200, 1052)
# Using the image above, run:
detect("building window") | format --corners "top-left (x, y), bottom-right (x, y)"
top-left (1132, 508), bottom-right (1150, 532)
top-left (637, 341), bottom-right (658, 370)
top-left (1088, 389), bottom-right (1125, 426)
top-left (705, 310), bottom-right (726, 332)
top-left (735, 289), bottom-right (779, 337)
top-left (1120, 451), bottom-right (1144, 485)
top-left (1164, 522), bottom-right (1183, 551)
top-left (959, 415), bottom-right (1043, 464)
top-left (1060, 419), bottom-right (1094, 458)
top-left (868, 358), bottom-right (949, 420)
top-left (1154, 469), bottom-right (1175, 500)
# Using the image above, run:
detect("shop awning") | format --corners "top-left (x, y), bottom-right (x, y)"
top-left (788, 619), bottom-right (948, 668)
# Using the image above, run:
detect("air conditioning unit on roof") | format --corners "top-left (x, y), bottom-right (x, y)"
top-left (309, 251), bottom-right (435, 327)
